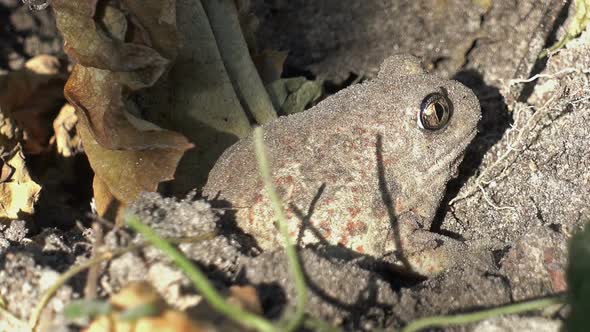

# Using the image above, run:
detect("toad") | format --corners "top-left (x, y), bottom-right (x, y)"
top-left (203, 55), bottom-right (481, 276)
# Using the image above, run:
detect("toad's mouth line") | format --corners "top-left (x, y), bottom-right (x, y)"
top-left (425, 128), bottom-right (478, 179)
top-left (393, 129), bottom-right (477, 222)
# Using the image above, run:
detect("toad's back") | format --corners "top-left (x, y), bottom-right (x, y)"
top-left (203, 55), bottom-right (481, 258)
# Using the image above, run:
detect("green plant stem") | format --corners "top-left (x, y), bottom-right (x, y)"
top-left (29, 247), bottom-right (123, 331)
top-left (401, 295), bottom-right (566, 332)
top-left (253, 127), bottom-right (308, 331)
top-left (28, 233), bottom-right (215, 332)
top-left (126, 216), bottom-right (277, 332)
top-left (202, 0), bottom-right (277, 125)
top-left (170, 0), bottom-right (252, 192)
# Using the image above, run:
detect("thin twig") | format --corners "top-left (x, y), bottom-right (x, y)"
top-left (28, 233), bottom-right (216, 332)
top-left (508, 67), bottom-right (587, 85)
top-left (477, 184), bottom-right (516, 211)
top-left (450, 95), bottom-right (556, 206)
top-left (84, 221), bottom-right (104, 300)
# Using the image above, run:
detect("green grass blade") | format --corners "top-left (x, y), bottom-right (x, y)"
top-left (253, 127), bottom-right (308, 331)
top-left (125, 215), bottom-right (276, 332)
top-left (401, 296), bottom-right (565, 332)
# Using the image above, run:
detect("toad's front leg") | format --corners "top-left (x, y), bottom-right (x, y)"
top-left (383, 212), bottom-right (467, 277)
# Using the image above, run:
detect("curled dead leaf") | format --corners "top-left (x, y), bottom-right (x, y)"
top-left (51, 103), bottom-right (83, 158)
top-left (52, 0), bottom-right (193, 219)
top-left (0, 110), bottom-right (21, 147)
top-left (0, 160), bottom-right (15, 184)
top-left (190, 284), bottom-right (263, 331)
top-left (226, 285), bottom-right (263, 315)
top-left (0, 146), bottom-right (41, 220)
top-left (65, 65), bottom-right (192, 151)
top-left (80, 124), bottom-right (189, 218)
top-left (0, 55), bottom-right (67, 154)
top-left (52, 0), bottom-right (171, 75)
top-left (84, 282), bottom-right (208, 332)
top-left (121, 0), bottom-right (178, 60)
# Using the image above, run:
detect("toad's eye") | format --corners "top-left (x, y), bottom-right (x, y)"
top-left (418, 93), bottom-right (451, 131)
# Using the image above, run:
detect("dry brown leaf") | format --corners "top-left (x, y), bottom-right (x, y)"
top-left (0, 110), bottom-right (21, 147)
top-left (121, 0), bottom-right (178, 60)
top-left (65, 65), bottom-right (192, 151)
top-left (84, 282), bottom-right (208, 332)
top-left (190, 284), bottom-right (262, 331)
top-left (80, 124), bottom-right (187, 218)
top-left (109, 282), bottom-right (167, 309)
top-left (51, 103), bottom-right (82, 157)
top-left (55, 0), bottom-right (187, 151)
top-left (0, 55), bottom-right (67, 154)
top-left (0, 161), bottom-right (14, 184)
top-left (51, 0), bottom-right (193, 219)
top-left (92, 175), bottom-right (124, 222)
top-left (226, 285), bottom-right (262, 315)
top-left (0, 55), bottom-right (66, 112)
top-left (85, 309), bottom-right (209, 332)
top-left (52, 0), bottom-right (170, 75)
top-left (0, 146), bottom-right (41, 220)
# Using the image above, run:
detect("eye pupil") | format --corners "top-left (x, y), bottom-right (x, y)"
top-left (418, 93), bottom-right (451, 131)
top-left (434, 103), bottom-right (445, 121)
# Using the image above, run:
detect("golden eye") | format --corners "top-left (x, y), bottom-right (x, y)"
top-left (418, 93), bottom-right (451, 131)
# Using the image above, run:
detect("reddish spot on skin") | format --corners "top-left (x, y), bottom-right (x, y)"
top-left (254, 194), bottom-right (264, 204)
top-left (543, 248), bottom-right (567, 292)
top-left (374, 207), bottom-right (387, 219)
top-left (345, 221), bottom-right (355, 234)
top-left (356, 246), bottom-right (364, 253)
top-left (327, 208), bottom-right (335, 217)
top-left (547, 268), bottom-right (567, 292)
top-left (382, 157), bottom-right (394, 167)
top-left (319, 220), bottom-right (332, 238)
top-left (395, 198), bottom-right (405, 213)
top-left (353, 126), bottom-right (367, 135)
top-left (285, 206), bottom-right (294, 220)
top-left (345, 220), bottom-right (368, 236)
top-left (347, 207), bottom-right (361, 218)
top-left (339, 235), bottom-right (348, 246)
top-left (248, 208), bottom-right (254, 225)
top-left (275, 175), bottom-right (294, 186)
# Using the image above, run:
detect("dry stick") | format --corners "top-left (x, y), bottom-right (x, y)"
top-left (202, 0), bottom-right (278, 125)
top-left (449, 94), bottom-right (555, 206)
top-left (253, 127), bottom-right (307, 331)
top-left (452, 91), bottom-right (590, 206)
top-left (28, 233), bottom-right (216, 332)
top-left (401, 295), bottom-right (566, 332)
top-left (83, 221), bottom-right (104, 300)
top-left (508, 68), bottom-right (585, 85)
